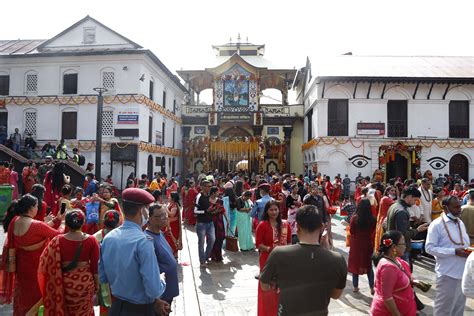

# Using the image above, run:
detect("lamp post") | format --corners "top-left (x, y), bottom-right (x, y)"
top-left (93, 87), bottom-right (107, 181)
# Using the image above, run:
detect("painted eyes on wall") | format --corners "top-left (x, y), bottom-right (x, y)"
top-left (427, 157), bottom-right (448, 170)
top-left (348, 155), bottom-right (371, 168)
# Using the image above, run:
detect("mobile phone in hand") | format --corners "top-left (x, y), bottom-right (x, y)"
top-left (60, 203), bottom-right (67, 215)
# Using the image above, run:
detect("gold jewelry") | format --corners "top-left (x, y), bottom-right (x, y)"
top-left (393, 249), bottom-right (397, 256)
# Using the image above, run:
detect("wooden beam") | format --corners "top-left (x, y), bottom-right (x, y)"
top-left (353, 82), bottom-right (358, 98)
top-left (367, 81), bottom-right (372, 99)
top-left (381, 82), bottom-right (387, 99)
top-left (427, 82), bottom-right (434, 99)
top-left (443, 83), bottom-right (451, 100)
top-left (412, 82), bottom-right (420, 99)
top-left (321, 81), bottom-right (326, 99)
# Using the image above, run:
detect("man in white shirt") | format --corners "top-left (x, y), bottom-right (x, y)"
top-left (418, 178), bottom-right (433, 224)
top-left (462, 252), bottom-right (474, 299)
top-left (425, 195), bottom-right (470, 316)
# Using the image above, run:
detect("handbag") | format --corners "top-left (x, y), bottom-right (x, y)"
top-left (225, 231), bottom-right (239, 252)
top-left (5, 248), bottom-right (16, 273)
top-left (86, 202), bottom-right (100, 224)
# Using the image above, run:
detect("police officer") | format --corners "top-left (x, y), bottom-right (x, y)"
top-left (99, 188), bottom-right (169, 315)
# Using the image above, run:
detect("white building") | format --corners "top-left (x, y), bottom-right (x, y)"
top-left (295, 55), bottom-right (474, 182)
top-left (0, 16), bottom-right (186, 188)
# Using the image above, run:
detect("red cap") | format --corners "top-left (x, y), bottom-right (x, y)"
top-left (122, 188), bottom-right (155, 205)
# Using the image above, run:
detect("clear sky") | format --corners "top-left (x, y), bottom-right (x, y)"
top-left (1, 0), bottom-right (473, 100)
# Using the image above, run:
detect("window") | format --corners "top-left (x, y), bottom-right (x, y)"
top-left (0, 75), bottom-right (9, 95)
top-left (24, 111), bottom-right (37, 137)
top-left (83, 28), bottom-right (96, 44)
top-left (62, 112), bottom-right (77, 139)
top-left (102, 71), bottom-right (115, 90)
top-left (387, 100), bottom-right (407, 137)
top-left (173, 99), bottom-right (176, 114)
top-left (449, 101), bottom-right (469, 138)
top-left (306, 109), bottom-right (313, 141)
top-left (102, 110), bottom-right (114, 136)
top-left (327, 99), bottom-right (348, 136)
top-left (162, 122), bottom-right (166, 146)
top-left (162, 91), bottom-right (166, 108)
top-left (148, 116), bottom-right (153, 143)
top-left (26, 72), bottom-right (38, 93)
top-left (63, 73), bottom-right (78, 94)
top-left (172, 126), bottom-right (175, 148)
top-left (149, 81), bottom-right (154, 100)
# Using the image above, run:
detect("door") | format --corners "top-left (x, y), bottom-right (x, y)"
top-left (386, 153), bottom-right (408, 180)
top-left (0, 112), bottom-right (7, 144)
top-left (449, 154), bottom-right (468, 181)
top-left (147, 155), bottom-right (153, 180)
top-left (62, 112), bottom-right (77, 139)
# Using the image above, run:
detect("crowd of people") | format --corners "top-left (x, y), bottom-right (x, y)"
top-left (0, 162), bottom-right (473, 315)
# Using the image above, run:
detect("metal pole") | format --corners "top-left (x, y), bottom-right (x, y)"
top-left (93, 87), bottom-right (107, 182)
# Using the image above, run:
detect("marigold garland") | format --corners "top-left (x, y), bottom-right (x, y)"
top-left (4, 94), bottom-right (182, 124)
top-left (302, 137), bottom-right (474, 151)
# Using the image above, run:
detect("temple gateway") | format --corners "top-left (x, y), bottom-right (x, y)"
top-left (178, 38), bottom-right (303, 177)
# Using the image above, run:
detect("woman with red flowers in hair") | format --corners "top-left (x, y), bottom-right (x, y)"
top-left (371, 230), bottom-right (417, 316)
top-left (38, 210), bottom-right (100, 315)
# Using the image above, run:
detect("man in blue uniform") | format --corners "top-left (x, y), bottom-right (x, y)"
top-left (146, 204), bottom-right (179, 305)
top-left (99, 188), bottom-right (168, 315)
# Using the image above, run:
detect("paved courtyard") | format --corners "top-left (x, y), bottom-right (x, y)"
top-left (172, 215), bottom-right (474, 316)
top-left (0, 216), bottom-right (473, 315)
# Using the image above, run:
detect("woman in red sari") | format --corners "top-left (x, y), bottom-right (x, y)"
top-left (185, 179), bottom-right (198, 225)
top-left (39, 210), bottom-right (100, 316)
top-left (31, 184), bottom-right (48, 222)
top-left (90, 185), bottom-right (123, 230)
top-left (209, 187), bottom-right (230, 263)
top-left (22, 161), bottom-right (38, 194)
top-left (256, 201), bottom-right (291, 316)
top-left (166, 177), bottom-right (178, 201)
top-left (0, 194), bottom-right (64, 315)
top-left (162, 192), bottom-right (183, 259)
top-left (374, 186), bottom-right (396, 252)
top-left (348, 199), bottom-right (376, 294)
top-left (371, 231), bottom-right (417, 316)
top-left (44, 162), bottom-right (70, 213)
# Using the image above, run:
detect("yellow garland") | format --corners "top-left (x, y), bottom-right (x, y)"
top-left (302, 137), bottom-right (474, 151)
top-left (4, 94), bottom-right (182, 125)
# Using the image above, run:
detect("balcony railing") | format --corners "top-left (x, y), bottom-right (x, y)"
top-left (388, 121), bottom-right (407, 137)
top-left (449, 124), bottom-right (469, 138)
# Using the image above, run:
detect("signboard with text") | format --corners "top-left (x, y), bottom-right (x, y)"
top-left (117, 109), bottom-right (139, 124)
top-left (357, 123), bottom-right (385, 135)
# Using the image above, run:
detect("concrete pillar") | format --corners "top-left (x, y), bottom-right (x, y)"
top-left (283, 126), bottom-right (293, 173)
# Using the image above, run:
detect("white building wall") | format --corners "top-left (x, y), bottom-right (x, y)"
top-left (304, 81), bottom-right (474, 181)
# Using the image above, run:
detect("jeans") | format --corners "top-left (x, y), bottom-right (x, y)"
top-left (352, 267), bottom-right (374, 289)
top-left (12, 143), bottom-right (20, 153)
top-left (196, 222), bottom-right (216, 264)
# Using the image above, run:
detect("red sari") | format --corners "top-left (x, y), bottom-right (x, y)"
top-left (256, 220), bottom-right (291, 316)
top-left (348, 215), bottom-right (376, 275)
top-left (22, 167), bottom-right (37, 194)
top-left (185, 187), bottom-right (198, 225)
top-left (0, 217), bottom-right (60, 315)
top-left (374, 196), bottom-right (394, 252)
top-left (38, 235), bottom-right (99, 316)
top-left (162, 201), bottom-right (181, 257)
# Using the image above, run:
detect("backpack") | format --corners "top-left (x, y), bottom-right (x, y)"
top-left (78, 155), bottom-right (86, 166)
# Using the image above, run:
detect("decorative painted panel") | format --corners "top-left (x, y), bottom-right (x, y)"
top-left (215, 64), bottom-right (257, 112)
